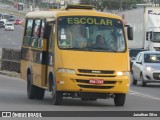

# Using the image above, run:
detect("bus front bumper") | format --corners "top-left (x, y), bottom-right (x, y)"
top-left (56, 73), bottom-right (130, 94)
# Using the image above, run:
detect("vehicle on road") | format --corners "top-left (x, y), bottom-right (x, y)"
top-left (8, 15), bottom-right (15, 21)
top-left (132, 51), bottom-right (160, 87)
top-left (119, 7), bottom-right (160, 51)
top-left (2, 13), bottom-right (10, 21)
top-left (0, 20), bottom-right (5, 28)
top-left (5, 23), bottom-right (14, 31)
top-left (14, 19), bottom-right (23, 25)
top-left (20, 5), bottom-right (133, 106)
top-left (129, 48), bottom-right (147, 72)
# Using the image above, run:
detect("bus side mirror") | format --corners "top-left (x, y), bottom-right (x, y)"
top-left (127, 26), bottom-right (133, 40)
top-left (43, 24), bottom-right (52, 40)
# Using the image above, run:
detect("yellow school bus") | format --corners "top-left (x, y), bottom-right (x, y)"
top-left (20, 5), bottom-right (133, 106)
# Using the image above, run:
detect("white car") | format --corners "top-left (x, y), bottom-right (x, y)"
top-left (132, 51), bottom-right (160, 87)
top-left (5, 23), bottom-right (14, 31)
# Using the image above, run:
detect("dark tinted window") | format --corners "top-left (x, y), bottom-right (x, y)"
top-left (144, 53), bottom-right (160, 63)
top-left (3, 14), bottom-right (10, 19)
top-left (129, 49), bottom-right (147, 58)
top-left (0, 21), bottom-right (4, 24)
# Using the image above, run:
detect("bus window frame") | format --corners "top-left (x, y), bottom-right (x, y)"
top-left (23, 18), bottom-right (34, 46)
top-left (23, 18), bottom-right (46, 48)
top-left (32, 19), bottom-right (42, 38)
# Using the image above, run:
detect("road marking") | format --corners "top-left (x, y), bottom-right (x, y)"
top-left (129, 90), bottom-right (160, 100)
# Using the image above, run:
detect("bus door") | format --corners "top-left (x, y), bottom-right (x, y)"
top-left (42, 21), bottom-right (55, 88)
top-left (30, 19), bottom-right (46, 87)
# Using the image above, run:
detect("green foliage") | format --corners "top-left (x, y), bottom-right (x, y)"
top-left (80, 0), bottom-right (147, 11)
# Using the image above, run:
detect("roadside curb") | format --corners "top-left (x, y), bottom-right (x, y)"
top-left (0, 70), bottom-right (20, 77)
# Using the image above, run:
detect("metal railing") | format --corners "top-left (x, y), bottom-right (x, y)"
top-left (0, 48), bottom-right (20, 73)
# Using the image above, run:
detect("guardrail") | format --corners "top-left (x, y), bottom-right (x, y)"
top-left (0, 48), bottom-right (20, 73)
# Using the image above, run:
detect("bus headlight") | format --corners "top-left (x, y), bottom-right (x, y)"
top-left (58, 68), bottom-right (75, 74)
top-left (117, 71), bottom-right (130, 76)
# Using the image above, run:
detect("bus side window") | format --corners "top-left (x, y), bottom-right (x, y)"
top-left (23, 19), bottom-right (33, 46)
top-left (38, 20), bottom-right (45, 48)
top-left (31, 19), bottom-right (41, 47)
top-left (49, 25), bottom-right (54, 66)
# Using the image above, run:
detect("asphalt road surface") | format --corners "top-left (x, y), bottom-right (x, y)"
top-left (0, 75), bottom-right (160, 120)
top-left (0, 24), bottom-right (23, 49)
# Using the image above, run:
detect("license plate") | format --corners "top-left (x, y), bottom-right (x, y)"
top-left (89, 79), bottom-right (104, 84)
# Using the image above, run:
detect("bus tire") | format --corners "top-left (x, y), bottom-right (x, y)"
top-left (27, 74), bottom-right (36, 99)
top-left (114, 93), bottom-right (126, 106)
top-left (52, 90), bottom-right (63, 105)
top-left (35, 86), bottom-right (45, 100)
top-left (51, 77), bottom-right (63, 105)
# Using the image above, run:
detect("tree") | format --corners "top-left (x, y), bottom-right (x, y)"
top-left (80, 0), bottom-right (147, 11)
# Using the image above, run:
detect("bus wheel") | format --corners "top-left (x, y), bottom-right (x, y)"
top-left (114, 94), bottom-right (126, 106)
top-left (52, 81), bottom-right (63, 105)
top-left (35, 86), bottom-right (45, 100)
top-left (27, 74), bottom-right (36, 99)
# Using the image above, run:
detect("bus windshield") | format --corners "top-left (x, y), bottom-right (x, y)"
top-left (58, 16), bottom-right (126, 52)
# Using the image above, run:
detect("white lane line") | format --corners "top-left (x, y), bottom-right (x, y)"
top-left (129, 90), bottom-right (160, 100)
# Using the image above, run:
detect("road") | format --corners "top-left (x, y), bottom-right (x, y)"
top-left (0, 25), bottom-right (23, 49)
top-left (0, 75), bottom-right (160, 120)
top-left (0, 74), bottom-right (160, 111)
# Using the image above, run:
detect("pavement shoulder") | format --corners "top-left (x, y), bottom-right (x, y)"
top-left (0, 70), bottom-right (20, 77)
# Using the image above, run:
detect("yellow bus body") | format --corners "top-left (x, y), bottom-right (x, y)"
top-left (20, 5), bottom-right (131, 105)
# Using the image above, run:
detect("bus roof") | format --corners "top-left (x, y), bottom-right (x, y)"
top-left (26, 11), bottom-right (56, 19)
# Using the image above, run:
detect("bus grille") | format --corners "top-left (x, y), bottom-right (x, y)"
top-left (77, 69), bottom-right (115, 77)
top-left (78, 69), bottom-right (114, 74)
top-left (76, 74), bottom-right (115, 77)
